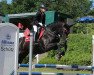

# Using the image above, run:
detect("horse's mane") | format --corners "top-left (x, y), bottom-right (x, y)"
top-left (47, 21), bottom-right (64, 26)
top-left (47, 21), bottom-right (64, 30)
top-left (46, 21), bottom-right (65, 35)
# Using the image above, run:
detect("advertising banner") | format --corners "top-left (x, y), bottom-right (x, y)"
top-left (0, 23), bottom-right (19, 75)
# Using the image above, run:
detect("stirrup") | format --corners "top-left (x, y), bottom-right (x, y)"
top-left (34, 39), bottom-right (38, 43)
top-left (34, 42), bottom-right (38, 45)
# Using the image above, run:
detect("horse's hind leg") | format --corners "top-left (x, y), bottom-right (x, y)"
top-left (18, 42), bottom-right (29, 64)
top-left (18, 51), bottom-right (29, 64)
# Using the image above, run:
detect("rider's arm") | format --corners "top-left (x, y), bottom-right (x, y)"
top-left (42, 13), bottom-right (46, 27)
top-left (35, 11), bottom-right (41, 23)
top-left (34, 11), bottom-right (46, 27)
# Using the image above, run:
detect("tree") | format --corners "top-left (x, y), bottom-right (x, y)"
top-left (10, 0), bottom-right (36, 13)
top-left (0, 1), bottom-right (10, 14)
top-left (27, 0), bottom-right (91, 18)
top-left (0, 0), bottom-right (92, 18)
top-left (41, 0), bottom-right (91, 18)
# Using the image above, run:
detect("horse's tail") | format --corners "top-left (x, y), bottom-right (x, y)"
top-left (19, 37), bottom-right (25, 51)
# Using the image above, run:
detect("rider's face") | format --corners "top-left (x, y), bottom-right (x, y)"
top-left (40, 8), bottom-right (46, 12)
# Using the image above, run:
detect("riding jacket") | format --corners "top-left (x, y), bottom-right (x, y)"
top-left (34, 11), bottom-right (46, 27)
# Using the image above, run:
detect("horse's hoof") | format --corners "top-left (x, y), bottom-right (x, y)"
top-left (55, 54), bottom-right (62, 61)
top-left (55, 55), bottom-right (59, 60)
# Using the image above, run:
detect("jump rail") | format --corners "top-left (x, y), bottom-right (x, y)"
top-left (18, 72), bottom-right (91, 75)
top-left (19, 64), bottom-right (92, 70)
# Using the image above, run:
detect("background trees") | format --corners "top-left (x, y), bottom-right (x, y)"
top-left (0, 0), bottom-right (92, 18)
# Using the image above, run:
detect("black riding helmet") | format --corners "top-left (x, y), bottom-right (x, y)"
top-left (40, 4), bottom-right (47, 10)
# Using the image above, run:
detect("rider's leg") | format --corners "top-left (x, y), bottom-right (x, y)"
top-left (33, 25), bottom-right (38, 42)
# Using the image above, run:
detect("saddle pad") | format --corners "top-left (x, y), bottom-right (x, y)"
top-left (38, 28), bottom-right (45, 40)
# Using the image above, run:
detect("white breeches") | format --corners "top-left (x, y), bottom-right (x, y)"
top-left (33, 23), bottom-right (43, 32)
top-left (33, 25), bottom-right (38, 32)
top-left (33, 22), bottom-right (46, 41)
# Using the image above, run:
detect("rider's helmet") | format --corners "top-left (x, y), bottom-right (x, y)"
top-left (40, 4), bottom-right (47, 10)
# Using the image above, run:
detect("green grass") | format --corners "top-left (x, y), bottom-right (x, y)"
top-left (18, 67), bottom-right (91, 74)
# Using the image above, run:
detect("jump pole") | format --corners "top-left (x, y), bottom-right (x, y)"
top-left (29, 33), bottom-right (33, 75)
top-left (92, 35), bottom-right (94, 75)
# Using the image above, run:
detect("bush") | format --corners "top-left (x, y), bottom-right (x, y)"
top-left (72, 23), bottom-right (94, 34)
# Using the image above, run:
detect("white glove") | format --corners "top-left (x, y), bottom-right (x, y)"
top-left (38, 23), bottom-right (43, 26)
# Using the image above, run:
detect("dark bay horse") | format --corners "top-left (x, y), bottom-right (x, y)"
top-left (18, 21), bottom-right (68, 63)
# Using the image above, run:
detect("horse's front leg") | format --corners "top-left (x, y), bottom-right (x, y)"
top-left (56, 39), bottom-right (67, 61)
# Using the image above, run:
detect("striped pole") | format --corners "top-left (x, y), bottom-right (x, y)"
top-left (19, 64), bottom-right (91, 70)
top-left (18, 72), bottom-right (64, 75)
top-left (18, 72), bottom-right (91, 75)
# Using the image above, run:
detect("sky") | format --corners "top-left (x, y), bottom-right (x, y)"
top-left (7, 0), bottom-right (12, 4)
top-left (0, 0), bottom-right (12, 4)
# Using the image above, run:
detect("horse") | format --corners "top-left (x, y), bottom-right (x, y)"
top-left (18, 21), bottom-right (69, 64)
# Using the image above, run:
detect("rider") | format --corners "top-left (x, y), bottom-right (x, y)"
top-left (33, 4), bottom-right (47, 42)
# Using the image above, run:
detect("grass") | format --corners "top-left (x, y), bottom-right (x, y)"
top-left (18, 67), bottom-right (91, 74)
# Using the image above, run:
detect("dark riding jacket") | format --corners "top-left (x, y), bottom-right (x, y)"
top-left (34, 11), bottom-right (46, 27)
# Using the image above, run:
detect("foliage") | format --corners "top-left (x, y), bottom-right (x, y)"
top-left (39, 34), bottom-right (92, 66)
top-left (0, 2), bottom-right (10, 14)
top-left (0, 0), bottom-right (92, 18)
top-left (9, 0), bottom-right (36, 13)
top-left (88, 9), bottom-right (94, 16)
top-left (33, 0), bottom-right (91, 18)
top-left (72, 23), bottom-right (94, 34)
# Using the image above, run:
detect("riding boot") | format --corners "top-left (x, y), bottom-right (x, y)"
top-left (33, 25), bottom-right (38, 43)
top-left (34, 32), bottom-right (39, 44)
top-left (33, 31), bottom-right (36, 42)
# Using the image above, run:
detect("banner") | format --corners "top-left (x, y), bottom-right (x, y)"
top-left (0, 23), bottom-right (19, 75)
